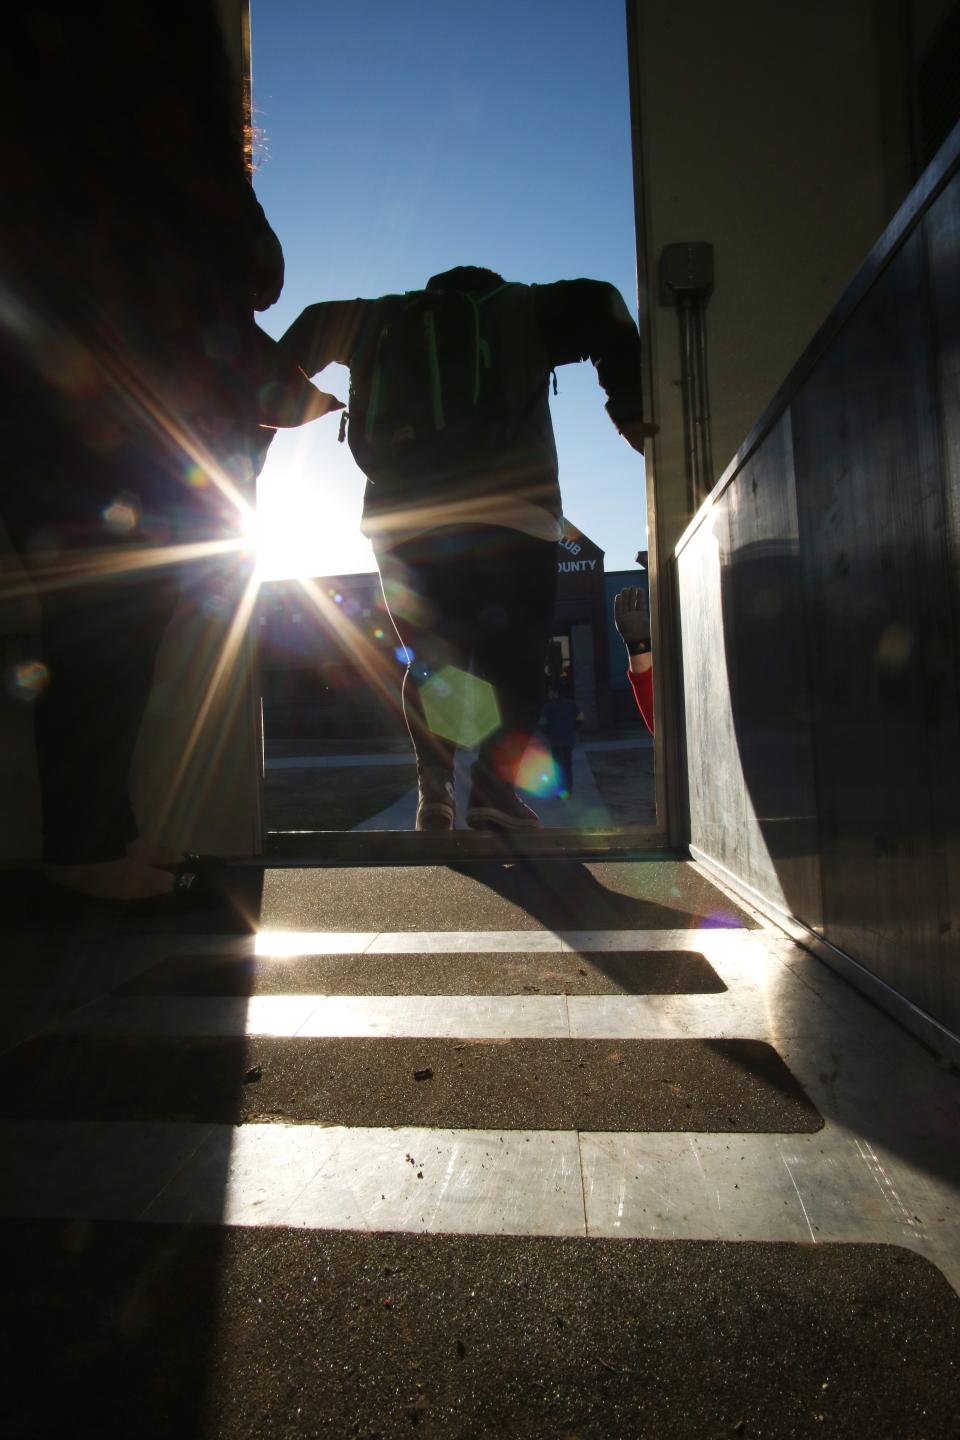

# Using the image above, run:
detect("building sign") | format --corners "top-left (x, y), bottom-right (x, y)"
top-left (557, 517), bottom-right (604, 581)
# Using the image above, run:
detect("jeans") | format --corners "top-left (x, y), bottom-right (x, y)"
top-left (374, 525), bottom-right (557, 788)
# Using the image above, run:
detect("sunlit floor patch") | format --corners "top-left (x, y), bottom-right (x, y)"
top-left (252, 927), bottom-right (754, 957)
top-left (1, 1121), bottom-right (958, 1294)
top-left (51, 983), bottom-right (802, 1042)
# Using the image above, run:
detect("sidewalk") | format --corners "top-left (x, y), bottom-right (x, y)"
top-left (352, 740), bottom-right (650, 831)
top-left (263, 735), bottom-right (654, 833)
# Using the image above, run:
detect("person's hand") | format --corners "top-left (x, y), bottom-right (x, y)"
top-left (253, 327), bottom-right (345, 427)
top-left (614, 587), bottom-right (651, 655)
top-left (618, 418), bottom-right (659, 455)
top-left (260, 376), bottom-right (344, 427)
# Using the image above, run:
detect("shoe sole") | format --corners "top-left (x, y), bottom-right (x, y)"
top-left (465, 806), bottom-right (543, 832)
top-left (416, 805), bottom-right (455, 833)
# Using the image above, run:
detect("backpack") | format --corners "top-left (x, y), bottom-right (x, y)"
top-left (345, 282), bottom-right (521, 490)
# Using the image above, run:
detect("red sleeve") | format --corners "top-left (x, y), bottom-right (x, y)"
top-left (628, 666), bottom-right (654, 735)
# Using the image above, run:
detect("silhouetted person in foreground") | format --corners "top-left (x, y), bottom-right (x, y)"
top-left (1, 3), bottom-right (330, 903)
top-left (281, 266), bottom-right (655, 830)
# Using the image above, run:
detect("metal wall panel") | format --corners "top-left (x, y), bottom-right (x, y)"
top-left (677, 132), bottom-right (960, 1044)
top-left (680, 498), bottom-right (743, 876)
top-left (924, 158), bottom-right (960, 990)
top-left (723, 417), bottom-right (823, 930)
top-left (681, 416), bottom-right (822, 926)
top-left (791, 222), bottom-right (959, 1022)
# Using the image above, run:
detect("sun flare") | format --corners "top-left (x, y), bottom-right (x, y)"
top-left (254, 427), bottom-right (375, 581)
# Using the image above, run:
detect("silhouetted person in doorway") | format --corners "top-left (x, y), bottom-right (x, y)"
top-left (541, 684), bottom-right (583, 799)
top-left (614, 585), bottom-right (654, 733)
top-left (281, 266), bottom-right (655, 830)
top-left (1, 3), bottom-right (331, 903)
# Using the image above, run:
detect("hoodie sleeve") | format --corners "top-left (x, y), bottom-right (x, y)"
top-left (533, 280), bottom-right (645, 429)
top-left (277, 299), bottom-right (374, 377)
top-left (628, 665), bottom-right (655, 735)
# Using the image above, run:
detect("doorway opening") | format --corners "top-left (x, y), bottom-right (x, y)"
top-left (249, 0), bottom-right (660, 853)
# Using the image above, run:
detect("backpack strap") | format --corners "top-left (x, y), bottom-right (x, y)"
top-left (422, 309), bottom-right (445, 430)
top-left (363, 323), bottom-right (390, 441)
top-left (478, 282), bottom-right (514, 303)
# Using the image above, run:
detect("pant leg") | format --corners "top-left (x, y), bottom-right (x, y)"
top-left (32, 566), bottom-right (181, 862)
top-left (470, 529), bottom-right (557, 784)
top-left (551, 743), bottom-right (574, 796)
top-left (374, 533), bottom-right (477, 784)
top-left (2, 404), bottom-right (186, 863)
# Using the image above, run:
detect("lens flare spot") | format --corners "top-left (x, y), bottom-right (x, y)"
top-left (7, 660), bottom-right (50, 703)
top-left (202, 591), bottom-right (234, 619)
top-left (421, 667), bottom-right (500, 747)
top-left (514, 738), bottom-right (559, 797)
top-left (385, 579), bottom-right (432, 627)
top-left (876, 622), bottom-right (913, 674)
top-left (102, 497), bottom-right (139, 534)
top-left (699, 910), bottom-right (742, 930)
top-left (394, 645), bottom-right (415, 665)
top-left (223, 452), bottom-right (256, 486)
top-left (373, 627), bottom-right (386, 640)
top-left (185, 464), bottom-right (211, 490)
top-left (490, 731), bottom-right (531, 780)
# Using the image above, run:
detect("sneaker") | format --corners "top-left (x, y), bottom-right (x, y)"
top-left (416, 776), bottom-right (456, 832)
top-left (466, 767), bottom-right (542, 831)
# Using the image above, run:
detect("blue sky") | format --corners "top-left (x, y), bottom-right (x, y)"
top-left (249, 0), bottom-right (646, 578)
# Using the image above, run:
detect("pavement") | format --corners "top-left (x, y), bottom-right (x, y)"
top-left (1, 854), bottom-right (958, 1437)
top-left (351, 740), bottom-right (649, 831)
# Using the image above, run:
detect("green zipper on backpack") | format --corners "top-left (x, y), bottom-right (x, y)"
top-left (423, 311), bottom-right (445, 431)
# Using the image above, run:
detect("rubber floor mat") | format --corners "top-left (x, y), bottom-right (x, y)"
top-left (1, 1223), bottom-right (956, 1438)
top-left (3, 1035), bottom-right (822, 1132)
top-left (115, 947), bottom-right (727, 996)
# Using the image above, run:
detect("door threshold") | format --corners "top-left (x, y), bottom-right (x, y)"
top-left (262, 828), bottom-right (674, 866)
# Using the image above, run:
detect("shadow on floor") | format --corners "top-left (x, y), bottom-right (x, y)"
top-left (0, 866), bottom-right (264, 937)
